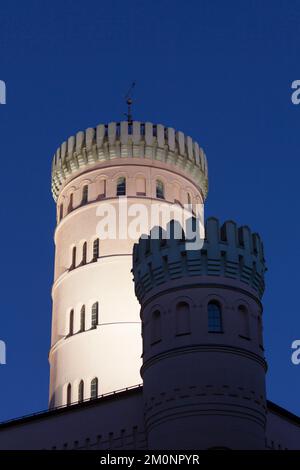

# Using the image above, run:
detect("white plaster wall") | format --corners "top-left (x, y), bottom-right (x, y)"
top-left (50, 162), bottom-right (203, 407)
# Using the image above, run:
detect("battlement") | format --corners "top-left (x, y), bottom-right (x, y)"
top-left (51, 121), bottom-right (208, 201)
top-left (132, 217), bottom-right (266, 301)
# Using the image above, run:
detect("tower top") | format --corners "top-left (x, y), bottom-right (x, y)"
top-left (51, 121), bottom-right (208, 201)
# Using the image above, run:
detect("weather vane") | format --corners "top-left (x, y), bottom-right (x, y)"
top-left (124, 81), bottom-right (136, 123)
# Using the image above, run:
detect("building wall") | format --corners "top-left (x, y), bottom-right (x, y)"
top-left (0, 389), bottom-right (146, 450)
top-left (266, 404), bottom-right (300, 450)
top-left (0, 391), bottom-right (299, 450)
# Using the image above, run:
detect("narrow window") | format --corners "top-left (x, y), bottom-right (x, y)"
top-left (69, 309), bottom-right (74, 336)
top-left (238, 305), bottom-right (250, 339)
top-left (82, 185), bottom-right (88, 205)
top-left (70, 246), bottom-right (76, 270)
top-left (117, 177), bottom-right (126, 196)
top-left (187, 192), bottom-right (192, 210)
top-left (208, 301), bottom-right (223, 333)
top-left (99, 179), bottom-right (106, 199)
top-left (80, 305), bottom-right (85, 332)
top-left (68, 193), bottom-right (73, 214)
top-left (91, 302), bottom-right (98, 328)
top-left (93, 239), bottom-right (99, 261)
top-left (82, 242), bottom-right (87, 265)
top-left (257, 316), bottom-right (263, 348)
top-left (91, 377), bottom-right (98, 400)
top-left (59, 203), bottom-right (63, 221)
top-left (78, 380), bottom-right (84, 403)
top-left (156, 180), bottom-right (165, 199)
top-left (151, 310), bottom-right (162, 344)
top-left (176, 301), bottom-right (190, 335)
top-left (67, 383), bottom-right (72, 406)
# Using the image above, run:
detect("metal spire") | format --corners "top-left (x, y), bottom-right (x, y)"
top-left (124, 81), bottom-right (136, 123)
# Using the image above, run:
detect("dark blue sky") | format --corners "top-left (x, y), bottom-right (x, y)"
top-left (0, 0), bottom-right (299, 422)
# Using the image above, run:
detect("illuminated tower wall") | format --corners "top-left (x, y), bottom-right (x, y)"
top-left (49, 121), bottom-right (208, 407)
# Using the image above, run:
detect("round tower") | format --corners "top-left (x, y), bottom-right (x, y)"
top-left (49, 121), bottom-right (208, 407)
top-left (132, 218), bottom-right (267, 449)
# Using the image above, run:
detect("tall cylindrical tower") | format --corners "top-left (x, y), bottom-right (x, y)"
top-left (49, 121), bottom-right (208, 407)
top-left (133, 218), bottom-right (267, 449)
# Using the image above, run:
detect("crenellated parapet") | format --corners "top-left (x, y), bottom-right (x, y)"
top-left (132, 217), bottom-right (267, 301)
top-left (51, 121), bottom-right (208, 201)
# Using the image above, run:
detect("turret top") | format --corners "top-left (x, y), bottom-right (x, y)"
top-left (51, 121), bottom-right (208, 201)
top-left (132, 218), bottom-right (267, 302)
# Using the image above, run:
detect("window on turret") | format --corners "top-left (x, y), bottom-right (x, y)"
top-left (70, 246), bottom-right (76, 270)
top-left (257, 315), bottom-right (263, 349)
top-left (80, 305), bottom-right (85, 332)
top-left (67, 383), bottom-right (72, 406)
top-left (91, 377), bottom-right (98, 399)
top-left (59, 203), bottom-right (63, 221)
top-left (78, 380), bottom-right (84, 403)
top-left (208, 301), bottom-right (223, 333)
top-left (82, 185), bottom-right (88, 205)
top-left (93, 239), bottom-right (100, 261)
top-left (99, 179), bottom-right (106, 199)
top-left (175, 301), bottom-right (191, 335)
top-left (156, 180), bottom-right (165, 199)
top-left (82, 242), bottom-right (87, 265)
top-left (68, 193), bottom-right (73, 214)
top-left (151, 310), bottom-right (162, 344)
top-left (117, 177), bottom-right (126, 196)
top-left (69, 310), bottom-right (74, 336)
top-left (91, 302), bottom-right (99, 328)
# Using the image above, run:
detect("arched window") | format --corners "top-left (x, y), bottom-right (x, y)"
top-left (91, 377), bottom-right (98, 400)
top-left (117, 177), bottom-right (126, 196)
top-left (156, 180), bottom-right (165, 199)
top-left (70, 246), bottom-right (76, 270)
top-left (91, 302), bottom-right (98, 328)
top-left (82, 242), bottom-right (87, 265)
top-left (151, 310), bottom-right (162, 344)
top-left (59, 203), bottom-right (64, 222)
top-left (80, 305), bottom-right (85, 332)
top-left (67, 383), bottom-right (72, 406)
top-left (69, 309), bottom-right (74, 336)
top-left (68, 193), bottom-right (73, 214)
top-left (82, 185), bottom-right (88, 205)
top-left (238, 305), bottom-right (250, 339)
top-left (78, 380), bottom-right (84, 403)
top-left (208, 301), bottom-right (223, 333)
top-left (175, 301), bottom-right (190, 335)
top-left (93, 239), bottom-right (99, 261)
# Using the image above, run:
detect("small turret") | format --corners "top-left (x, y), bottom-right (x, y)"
top-left (132, 218), bottom-right (267, 450)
